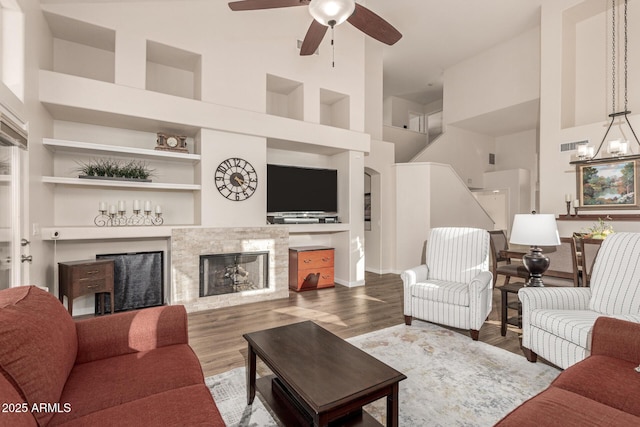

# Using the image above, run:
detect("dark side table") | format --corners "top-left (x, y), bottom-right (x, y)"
top-left (499, 282), bottom-right (525, 336)
top-left (58, 259), bottom-right (115, 316)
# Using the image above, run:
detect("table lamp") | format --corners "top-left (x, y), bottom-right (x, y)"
top-left (509, 212), bottom-right (561, 287)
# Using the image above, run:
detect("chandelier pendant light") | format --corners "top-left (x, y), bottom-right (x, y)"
top-left (572, 0), bottom-right (640, 165)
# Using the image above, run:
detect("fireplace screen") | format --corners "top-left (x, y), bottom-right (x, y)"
top-left (200, 251), bottom-right (269, 297)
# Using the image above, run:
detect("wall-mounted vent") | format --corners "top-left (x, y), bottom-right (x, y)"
top-left (297, 40), bottom-right (319, 55)
top-left (560, 140), bottom-right (589, 152)
top-left (489, 153), bottom-right (495, 165)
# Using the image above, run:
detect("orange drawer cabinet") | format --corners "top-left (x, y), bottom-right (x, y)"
top-left (289, 246), bottom-right (335, 291)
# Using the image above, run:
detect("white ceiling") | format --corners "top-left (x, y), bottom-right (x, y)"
top-left (39, 0), bottom-right (545, 108)
top-left (363, 0), bottom-right (544, 105)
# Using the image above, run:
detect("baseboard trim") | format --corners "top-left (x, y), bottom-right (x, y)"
top-left (334, 278), bottom-right (366, 288)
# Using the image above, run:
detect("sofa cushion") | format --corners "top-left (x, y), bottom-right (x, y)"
top-left (0, 286), bottom-right (77, 427)
top-left (529, 309), bottom-right (601, 349)
top-left (49, 344), bottom-right (206, 425)
top-left (589, 233), bottom-right (640, 315)
top-left (51, 384), bottom-right (225, 427)
top-left (410, 281), bottom-right (469, 306)
top-left (495, 386), bottom-right (640, 426)
top-left (0, 368), bottom-right (37, 427)
top-left (552, 355), bottom-right (640, 417)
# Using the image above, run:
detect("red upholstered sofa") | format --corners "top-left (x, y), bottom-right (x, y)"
top-left (496, 317), bottom-right (640, 426)
top-left (0, 286), bottom-right (225, 427)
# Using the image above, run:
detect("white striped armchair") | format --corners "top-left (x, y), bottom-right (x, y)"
top-left (519, 232), bottom-right (640, 369)
top-left (401, 227), bottom-right (493, 340)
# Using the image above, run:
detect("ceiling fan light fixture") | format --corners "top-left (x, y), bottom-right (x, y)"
top-left (308, 0), bottom-right (355, 27)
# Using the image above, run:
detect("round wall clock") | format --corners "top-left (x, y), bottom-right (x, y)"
top-left (214, 157), bottom-right (258, 201)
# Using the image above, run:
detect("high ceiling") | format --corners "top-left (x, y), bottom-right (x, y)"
top-left (39, 0), bottom-right (545, 106)
top-left (364, 0), bottom-right (544, 105)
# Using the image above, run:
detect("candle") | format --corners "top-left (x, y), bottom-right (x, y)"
top-left (574, 199), bottom-right (580, 208)
top-left (99, 202), bottom-right (107, 212)
top-left (144, 201), bottom-right (152, 212)
top-left (109, 205), bottom-right (117, 214)
top-left (133, 200), bottom-right (140, 211)
top-left (155, 205), bottom-right (162, 214)
top-left (118, 200), bottom-right (125, 212)
top-left (565, 194), bottom-right (571, 202)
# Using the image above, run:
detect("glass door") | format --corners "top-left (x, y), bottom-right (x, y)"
top-left (0, 144), bottom-right (13, 289)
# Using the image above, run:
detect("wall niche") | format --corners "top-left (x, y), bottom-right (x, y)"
top-left (320, 88), bottom-right (350, 130)
top-left (146, 40), bottom-right (202, 100)
top-left (45, 11), bottom-right (116, 83)
top-left (266, 74), bottom-right (303, 121)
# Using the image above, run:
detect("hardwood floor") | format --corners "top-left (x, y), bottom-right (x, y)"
top-left (189, 272), bottom-right (523, 377)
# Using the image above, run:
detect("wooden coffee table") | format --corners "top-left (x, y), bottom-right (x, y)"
top-left (244, 321), bottom-right (406, 426)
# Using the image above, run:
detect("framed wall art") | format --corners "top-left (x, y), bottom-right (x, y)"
top-left (577, 159), bottom-right (638, 209)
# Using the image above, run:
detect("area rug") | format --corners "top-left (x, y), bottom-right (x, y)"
top-left (206, 321), bottom-right (560, 426)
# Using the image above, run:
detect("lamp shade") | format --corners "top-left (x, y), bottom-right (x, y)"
top-left (309, 0), bottom-right (356, 26)
top-left (510, 214), bottom-right (561, 246)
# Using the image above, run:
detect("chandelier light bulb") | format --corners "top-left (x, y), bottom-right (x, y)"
top-left (309, 0), bottom-right (356, 27)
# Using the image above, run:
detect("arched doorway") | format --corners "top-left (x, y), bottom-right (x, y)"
top-left (364, 167), bottom-right (382, 273)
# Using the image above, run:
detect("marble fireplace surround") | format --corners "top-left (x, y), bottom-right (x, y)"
top-left (171, 227), bottom-right (289, 312)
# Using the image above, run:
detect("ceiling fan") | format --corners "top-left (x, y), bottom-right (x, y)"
top-left (228, 0), bottom-right (402, 56)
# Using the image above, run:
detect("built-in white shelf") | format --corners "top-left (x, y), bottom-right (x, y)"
top-left (42, 176), bottom-right (201, 191)
top-left (271, 223), bottom-right (350, 233)
top-left (41, 226), bottom-right (175, 241)
top-left (0, 175), bottom-right (9, 183)
top-left (43, 138), bottom-right (200, 163)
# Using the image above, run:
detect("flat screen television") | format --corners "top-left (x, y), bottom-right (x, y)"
top-left (267, 164), bottom-right (338, 213)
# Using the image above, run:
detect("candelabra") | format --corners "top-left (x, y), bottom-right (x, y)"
top-left (94, 201), bottom-right (163, 227)
top-left (565, 201), bottom-right (571, 217)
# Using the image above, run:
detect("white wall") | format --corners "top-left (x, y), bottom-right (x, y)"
top-left (25, 0), bottom-right (378, 293)
top-left (364, 139), bottom-right (395, 274)
top-left (495, 129), bottom-right (538, 210)
top-left (394, 162), bottom-right (494, 272)
top-left (539, 0), bottom-right (640, 234)
top-left (40, 1), bottom-right (367, 132)
top-left (199, 129), bottom-right (266, 227)
top-left (17, 0), bottom-right (55, 287)
top-left (483, 169), bottom-right (532, 235)
top-left (444, 27), bottom-right (541, 125)
top-left (382, 125), bottom-right (428, 163)
top-left (364, 38), bottom-right (383, 141)
top-left (412, 126), bottom-right (495, 189)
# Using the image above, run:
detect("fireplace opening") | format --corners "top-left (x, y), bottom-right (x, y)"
top-left (199, 251), bottom-right (269, 297)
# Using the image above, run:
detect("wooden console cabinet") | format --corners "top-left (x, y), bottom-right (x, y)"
top-left (58, 259), bottom-right (115, 316)
top-left (289, 246), bottom-right (335, 291)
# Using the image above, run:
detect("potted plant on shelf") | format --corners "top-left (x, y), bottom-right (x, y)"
top-left (583, 217), bottom-right (614, 239)
top-left (76, 159), bottom-right (154, 182)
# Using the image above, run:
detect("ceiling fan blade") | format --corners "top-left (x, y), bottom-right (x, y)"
top-left (228, 0), bottom-right (309, 11)
top-left (300, 20), bottom-right (328, 56)
top-left (347, 3), bottom-right (402, 46)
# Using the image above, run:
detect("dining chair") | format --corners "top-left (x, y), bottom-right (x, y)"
top-left (488, 230), bottom-right (528, 286)
top-left (580, 238), bottom-right (604, 287)
top-left (540, 237), bottom-right (580, 287)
